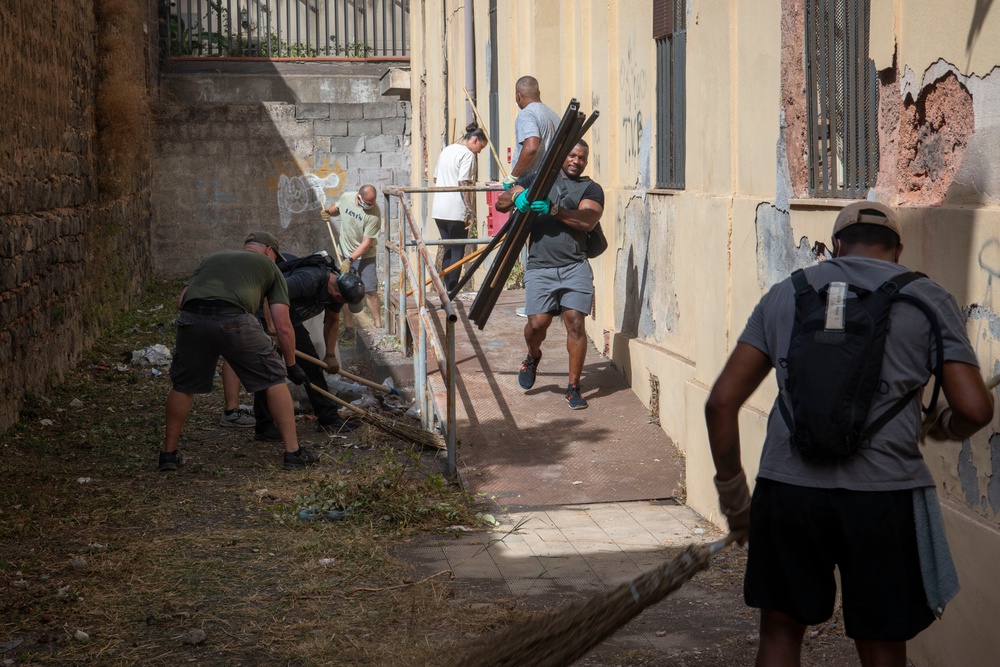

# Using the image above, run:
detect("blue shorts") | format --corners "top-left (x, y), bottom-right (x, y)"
top-left (524, 261), bottom-right (594, 316)
top-left (745, 479), bottom-right (935, 641)
top-left (170, 308), bottom-right (286, 394)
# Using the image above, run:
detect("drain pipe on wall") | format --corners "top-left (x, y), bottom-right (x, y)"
top-left (465, 0), bottom-right (477, 128)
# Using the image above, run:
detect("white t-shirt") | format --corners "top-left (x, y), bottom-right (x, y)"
top-left (432, 143), bottom-right (475, 221)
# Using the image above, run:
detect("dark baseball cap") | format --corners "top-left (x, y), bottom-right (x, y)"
top-left (832, 201), bottom-right (902, 241)
top-left (337, 272), bottom-right (367, 313)
top-left (244, 231), bottom-right (286, 261)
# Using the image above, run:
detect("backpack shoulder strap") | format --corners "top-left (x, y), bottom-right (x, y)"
top-left (790, 269), bottom-right (812, 295)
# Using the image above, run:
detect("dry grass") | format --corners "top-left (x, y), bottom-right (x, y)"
top-left (0, 279), bottom-right (516, 665)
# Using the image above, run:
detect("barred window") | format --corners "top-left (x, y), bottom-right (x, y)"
top-left (654, 0), bottom-right (686, 189)
top-left (805, 0), bottom-right (879, 197)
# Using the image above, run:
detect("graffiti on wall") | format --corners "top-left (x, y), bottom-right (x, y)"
top-left (613, 195), bottom-right (676, 340)
top-left (590, 92), bottom-right (603, 175)
top-left (271, 155), bottom-right (346, 229)
top-left (619, 40), bottom-right (652, 188)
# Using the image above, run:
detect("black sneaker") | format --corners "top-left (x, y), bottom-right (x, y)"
top-left (565, 384), bottom-right (588, 410)
top-left (158, 450), bottom-right (183, 472)
top-left (254, 428), bottom-right (282, 442)
top-left (317, 419), bottom-right (358, 435)
top-left (283, 446), bottom-right (319, 470)
top-left (518, 353), bottom-right (541, 390)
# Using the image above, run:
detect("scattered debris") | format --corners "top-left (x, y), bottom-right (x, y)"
top-left (70, 555), bottom-right (88, 571)
top-left (39, 419), bottom-right (53, 427)
top-left (1, 639), bottom-right (23, 653)
top-left (130, 344), bottom-right (172, 367)
top-left (318, 558), bottom-right (336, 566)
top-left (69, 398), bottom-right (84, 408)
top-left (74, 630), bottom-right (90, 643)
top-left (77, 477), bottom-right (92, 484)
top-left (181, 629), bottom-right (206, 645)
top-left (298, 507), bottom-right (354, 521)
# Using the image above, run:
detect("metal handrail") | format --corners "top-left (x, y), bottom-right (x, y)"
top-left (380, 184), bottom-right (505, 479)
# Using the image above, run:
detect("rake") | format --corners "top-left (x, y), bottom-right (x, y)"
top-left (451, 532), bottom-right (744, 666)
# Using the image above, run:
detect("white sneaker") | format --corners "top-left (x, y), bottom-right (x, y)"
top-left (515, 306), bottom-right (527, 317)
top-left (220, 406), bottom-right (255, 427)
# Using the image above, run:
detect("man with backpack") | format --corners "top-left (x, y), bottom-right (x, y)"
top-left (705, 201), bottom-right (994, 666)
top-left (496, 140), bottom-right (604, 410)
top-left (248, 251), bottom-right (367, 440)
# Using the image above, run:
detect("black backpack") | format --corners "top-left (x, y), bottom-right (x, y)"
top-left (777, 269), bottom-right (944, 460)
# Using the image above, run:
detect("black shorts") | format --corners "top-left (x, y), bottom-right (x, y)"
top-left (170, 310), bottom-right (286, 394)
top-left (744, 478), bottom-right (935, 642)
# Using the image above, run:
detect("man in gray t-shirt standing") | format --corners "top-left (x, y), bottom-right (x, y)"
top-left (705, 201), bottom-right (994, 665)
top-left (509, 76), bottom-right (560, 180)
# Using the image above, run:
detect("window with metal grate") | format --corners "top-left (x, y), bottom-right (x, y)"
top-left (654, 0), bottom-right (686, 190)
top-left (805, 0), bottom-right (880, 197)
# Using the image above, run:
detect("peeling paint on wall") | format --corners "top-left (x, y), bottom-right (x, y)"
top-left (894, 61), bottom-right (1000, 205)
top-left (989, 434), bottom-right (1000, 514)
top-left (897, 71), bottom-right (974, 205)
top-left (958, 440), bottom-right (982, 509)
top-left (755, 203), bottom-right (815, 290)
top-left (614, 195), bottom-right (676, 341)
top-left (967, 304), bottom-right (1000, 341)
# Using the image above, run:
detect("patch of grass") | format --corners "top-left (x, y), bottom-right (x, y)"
top-left (0, 279), bottom-right (512, 665)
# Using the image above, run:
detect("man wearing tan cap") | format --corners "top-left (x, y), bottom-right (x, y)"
top-left (704, 201), bottom-right (994, 665)
top-left (158, 233), bottom-right (319, 472)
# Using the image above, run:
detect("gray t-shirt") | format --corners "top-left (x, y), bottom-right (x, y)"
top-left (512, 102), bottom-right (560, 175)
top-left (739, 256), bottom-right (978, 491)
top-left (522, 174), bottom-right (605, 269)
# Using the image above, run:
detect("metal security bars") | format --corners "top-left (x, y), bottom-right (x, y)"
top-left (805, 0), bottom-right (879, 197)
top-left (654, 0), bottom-right (686, 189)
top-left (167, 0), bottom-right (409, 58)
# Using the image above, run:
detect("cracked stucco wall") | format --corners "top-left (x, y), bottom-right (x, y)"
top-left (613, 194), bottom-right (677, 341)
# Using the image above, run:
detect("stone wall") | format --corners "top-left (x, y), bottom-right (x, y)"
top-left (153, 61), bottom-right (411, 277)
top-left (0, 0), bottom-right (157, 431)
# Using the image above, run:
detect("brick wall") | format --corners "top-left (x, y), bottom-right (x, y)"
top-left (0, 0), bottom-right (157, 431)
top-left (153, 61), bottom-right (411, 277)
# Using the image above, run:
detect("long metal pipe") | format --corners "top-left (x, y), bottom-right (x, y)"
top-left (464, 0), bottom-right (476, 128)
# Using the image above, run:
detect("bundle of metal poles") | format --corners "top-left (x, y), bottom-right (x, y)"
top-left (464, 99), bottom-right (599, 329)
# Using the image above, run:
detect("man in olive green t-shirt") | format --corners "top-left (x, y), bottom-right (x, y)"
top-left (326, 184), bottom-right (383, 328)
top-left (159, 232), bottom-right (319, 472)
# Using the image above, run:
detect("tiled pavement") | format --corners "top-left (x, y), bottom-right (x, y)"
top-left (407, 500), bottom-right (723, 599)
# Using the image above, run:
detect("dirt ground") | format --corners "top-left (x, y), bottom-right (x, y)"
top-left (0, 280), bottom-right (875, 665)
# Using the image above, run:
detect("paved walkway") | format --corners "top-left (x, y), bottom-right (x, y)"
top-left (388, 290), bottom-right (750, 660)
top-left (422, 290), bottom-right (684, 507)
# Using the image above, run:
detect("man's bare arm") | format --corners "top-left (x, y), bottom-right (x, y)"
top-left (267, 302), bottom-right (297, 366)
top-left (705, 343), bottom-right (774, 479)
top-left (511, 137), bottom-right (541, 177)
top-left (939, 361), bottom-right (994, 438)
top-left (554, 199), bottom-right (603, 232)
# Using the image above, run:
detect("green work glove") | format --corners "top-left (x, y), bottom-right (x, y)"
top-left (513, 190), bottom-right (531, 213)
top-left (529, 199), bottom-right (553, 214)
top-left (501, 176), bottom-right (517, 190)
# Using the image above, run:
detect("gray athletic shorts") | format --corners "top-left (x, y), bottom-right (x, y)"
top-left (524, 261), bottom-right (594, 315)
top-left (170, 310), bottom-right (286, 394)
top-left (349, 256), bottom-right (379, 294)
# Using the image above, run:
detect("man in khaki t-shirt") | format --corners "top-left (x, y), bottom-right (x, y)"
top-left (326, 184), bottom-right (382, 328)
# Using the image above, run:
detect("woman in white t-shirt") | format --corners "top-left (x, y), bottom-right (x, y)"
top-left (432, 123), bottom-right (487, 292)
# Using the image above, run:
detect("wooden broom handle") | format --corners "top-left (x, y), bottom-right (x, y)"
top-left (295, 349), bottom-right (393, 395)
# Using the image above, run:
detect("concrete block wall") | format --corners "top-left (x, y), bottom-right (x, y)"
top-left (153, 61), bottom-right (411, 278)
top-left (0, 0), bottom-right (156, 432)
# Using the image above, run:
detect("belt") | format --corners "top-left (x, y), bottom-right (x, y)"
top-left (182, 300), bottom-right (247, 317)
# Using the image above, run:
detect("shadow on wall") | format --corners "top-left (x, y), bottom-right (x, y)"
top-left (152, 56), bottom-right (409, 278)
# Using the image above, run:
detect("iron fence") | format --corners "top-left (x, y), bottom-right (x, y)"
top-left (167, 0), bottom-right (409, 58)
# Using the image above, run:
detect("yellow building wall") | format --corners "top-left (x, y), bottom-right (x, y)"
top-left (410, 2), bottom-right (1000, 662)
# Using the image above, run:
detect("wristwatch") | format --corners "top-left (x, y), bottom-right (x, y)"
top-left (550, 203), bottom-right (560, 216)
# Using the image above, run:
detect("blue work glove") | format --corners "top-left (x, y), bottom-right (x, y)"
top-left (513, 189), bottom-right (531, 213)
top-left (286, 364), bottom-right (308, 386)
top-left (529, 199), bottom-right (552, 214)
